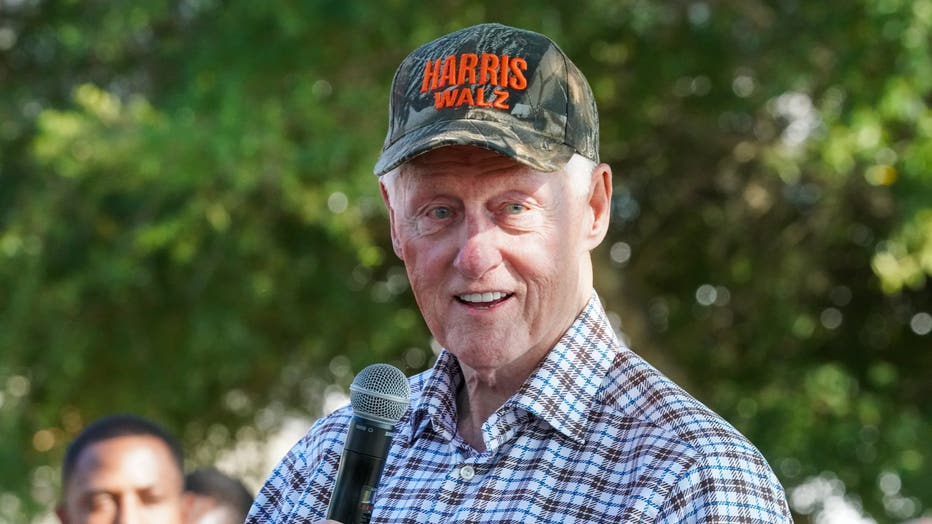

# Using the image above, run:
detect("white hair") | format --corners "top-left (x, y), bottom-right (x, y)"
top-left (563, 153), bottom-right (599, 198)
top-left (380, 153), bottom-right (597, 208)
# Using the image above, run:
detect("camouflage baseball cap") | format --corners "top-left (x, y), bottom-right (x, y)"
top-left (374, 23), bottom-right (599, 176)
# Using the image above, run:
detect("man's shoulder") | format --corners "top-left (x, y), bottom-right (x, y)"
top-left (598, 350), bottom-right (792, 521)
top-left (245, 367), bottom-right (435, 523)
top-left (600, 349), bottom-right (768, 464)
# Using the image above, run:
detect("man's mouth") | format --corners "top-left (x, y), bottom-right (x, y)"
top-left (455, 291), bottom-right (512, 309)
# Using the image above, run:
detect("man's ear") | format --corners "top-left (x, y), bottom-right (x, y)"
top-left (380, 180), bottom-right (404, 261)
top-left (583, 163), bottom-right (613, 251)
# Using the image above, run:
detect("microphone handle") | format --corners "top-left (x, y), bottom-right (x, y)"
top-left (327, 416), bottom-right (394, 524)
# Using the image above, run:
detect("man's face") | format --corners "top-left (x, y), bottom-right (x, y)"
top-left (57, 435), bottom-right (186, 524)
top-left (382, 146), bottom-right (609, 375)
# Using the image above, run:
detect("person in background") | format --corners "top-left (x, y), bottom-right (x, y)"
top-left (248, 22), bottom-right (793, 522)
top-left (185, 467), bottom-right (254, 524)
top-left (56, 413), bottom-right (187, 524)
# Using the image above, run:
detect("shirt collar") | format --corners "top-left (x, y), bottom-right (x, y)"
top-left (407, 348), bottom-right (461, 444)
top-left (406, 292), bottom-right (620, 446)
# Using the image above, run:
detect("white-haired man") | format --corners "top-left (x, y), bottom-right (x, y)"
top-left (248, 23), bottom-right (792, 523)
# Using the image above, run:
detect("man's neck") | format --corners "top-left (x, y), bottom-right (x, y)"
top-left (455, 364), bottom-right (530, 451)
top-left (449, 292), bottom-right (594, 451)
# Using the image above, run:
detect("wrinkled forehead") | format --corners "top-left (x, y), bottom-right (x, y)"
top-left (386, 150), bottom-right (567, 214)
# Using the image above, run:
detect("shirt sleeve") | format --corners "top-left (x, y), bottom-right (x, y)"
top-left (245, 419), bottom-right (325, 523)
top-left (654, 448), bottom-right (793, 523)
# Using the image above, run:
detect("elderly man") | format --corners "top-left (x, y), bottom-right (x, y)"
top-left (248, 23), bottom-right (792, 523)
top-left (56, 414), bottom-right (188, 524)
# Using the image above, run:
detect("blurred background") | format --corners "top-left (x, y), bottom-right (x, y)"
top-left (1, 1), bottom-right (930, 522)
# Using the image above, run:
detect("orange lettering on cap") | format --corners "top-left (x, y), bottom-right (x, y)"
top-left (499, 55), bottom-right (510, 87)
top-left (455, 87), bottom-right (475, 107)
top-left (492, 90), bottom-right (510, 110)
top-left (439, 55), bottom-right (457, 89)
top-left (421, 58), bottom-right (442, 93)
top-left (434, 89), bottom-right (458, 109)
top-left (422, 53), bottom-right (528, 98)
top-left (433, 87), bottom-right (512, 110)
top-left (509, 57), bottom-right (528, 90)
top-left (479, 53), bottom-right (500, 86)
top-left (475, 87), bottom-right (493, 107)
top-left (424, 52), bottom-right (527, 111)
top-left (457, 53), bottom-right (479, 85)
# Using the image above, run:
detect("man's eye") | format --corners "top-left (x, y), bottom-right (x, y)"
top-left (504, 203), bottom-right (526, 214)
top-left (140, 490), bottom-right (167, 505)
top-left (88, 494), bottom-right (114, 512)
top-left (428, 207), bottom-right (452, 219)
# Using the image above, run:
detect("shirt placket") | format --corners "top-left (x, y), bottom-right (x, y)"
top-left (421, 442), bottom-right (488, 522)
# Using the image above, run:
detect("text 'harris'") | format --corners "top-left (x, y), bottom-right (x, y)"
top-left (421, 53), bottom-right (528, 110)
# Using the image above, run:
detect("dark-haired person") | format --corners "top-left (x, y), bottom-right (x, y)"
top-left (185, 467), bottom-right (253, 524)
top-left (249, 23), bottom-right (792, 523)
top-left (56, 414), bottom-right (187, 524)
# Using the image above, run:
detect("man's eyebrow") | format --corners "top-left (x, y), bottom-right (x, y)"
top-left (82, 487), bottom-right (112, 495)
top-left (137, 485), bottom-right (167, 497)
top-left (79, 488), bottom-right (115, 500)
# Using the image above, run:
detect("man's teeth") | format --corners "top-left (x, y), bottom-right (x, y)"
top-left (459, 292), bottom-right (507, 303)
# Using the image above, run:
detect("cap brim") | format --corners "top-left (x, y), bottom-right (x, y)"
top-left (374, 119), bottom-right (576, 176)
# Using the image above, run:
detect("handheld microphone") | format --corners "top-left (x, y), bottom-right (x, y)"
top-left (326, 363), bottom-right (411, 524)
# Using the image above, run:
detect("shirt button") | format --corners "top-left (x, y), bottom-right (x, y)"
top-left (459, 465), bottom-right (475, 481)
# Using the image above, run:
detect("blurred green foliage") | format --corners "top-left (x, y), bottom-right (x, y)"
top-left (1, 1), bottom-right (930, 522)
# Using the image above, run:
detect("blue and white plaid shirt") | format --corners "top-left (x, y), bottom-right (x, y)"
top-left (247, 293), bottom-right (792, 522)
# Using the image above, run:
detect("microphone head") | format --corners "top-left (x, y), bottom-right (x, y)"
top-left (349, 363), bottom-right (411, 425)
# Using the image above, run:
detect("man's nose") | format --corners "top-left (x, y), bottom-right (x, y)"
top-left (453, 215), bottom-right (503, 279)
top-left (113, 497), bottom-right (140, 524)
